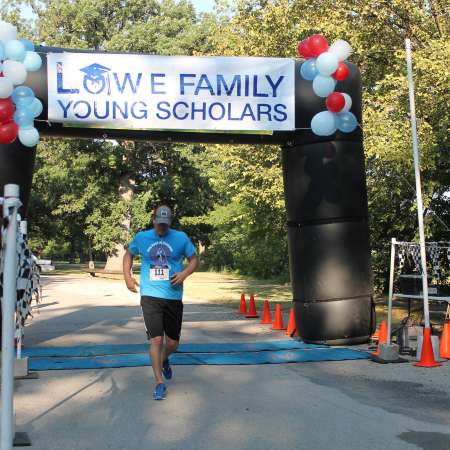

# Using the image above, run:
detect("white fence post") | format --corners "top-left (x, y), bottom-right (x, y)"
top-left (405, 38), bottom-right (431, 330)
top-left (1, 184), bottom-right (21, 450)
top-left (387, 238), bottom-right (396, 344)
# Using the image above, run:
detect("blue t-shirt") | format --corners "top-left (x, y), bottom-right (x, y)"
top-left (128, 228), bottom-right (196, 300)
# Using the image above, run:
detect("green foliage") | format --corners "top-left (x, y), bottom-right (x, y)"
top-left (37, 0), bottom-right (214, 53)
top-left (29, 138), bottom-right (215, 259)
top-left (28, 138), bottom-right (122, 259)
top-left (197, 144), bottom-right (289, 279)
top-left (26, 0), bottom-right (216, 261)
top-left (12, 0), bottom-right (449, 289)
top-left (203, 0), bottom-right (449, 289)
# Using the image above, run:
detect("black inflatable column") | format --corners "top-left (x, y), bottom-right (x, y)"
top-left (282, 61), bottom-right (375, 345)
top-left (0, 140), bottom-right (36, 217)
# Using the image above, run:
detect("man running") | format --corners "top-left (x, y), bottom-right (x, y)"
top-left (123, 205), bottom-right (199, 400)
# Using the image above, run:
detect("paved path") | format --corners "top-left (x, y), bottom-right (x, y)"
top-left (12, 274), bottom-right (450, 450)
top-left (24, 274), bottom-right (281, 346)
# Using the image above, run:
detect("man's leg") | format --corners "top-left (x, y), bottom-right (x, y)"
top-left (161, 300), bottom-right (183, 379)
top-left (141, 297), bottom-right (165, 386)
top-left (150, 336), bottom-right (164, 384)
top-left (162, 336), bottom-right (179, 363)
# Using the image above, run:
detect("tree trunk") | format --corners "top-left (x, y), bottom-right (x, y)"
top-left (104, 172), bottom-right (134, 272)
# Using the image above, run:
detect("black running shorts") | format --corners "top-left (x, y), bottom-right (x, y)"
top-left (140, 296), bottom-right (184, 341)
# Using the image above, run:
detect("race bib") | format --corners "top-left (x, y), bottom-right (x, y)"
top-left (149, 266), bottom-right (169, 281)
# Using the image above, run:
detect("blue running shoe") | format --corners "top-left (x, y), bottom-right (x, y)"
top-left (153, 383), bottom-right (167, 401)
top-left (162, 359), bottom-right (173, 380)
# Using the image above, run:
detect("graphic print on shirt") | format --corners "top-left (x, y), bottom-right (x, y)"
top-left (147, 241), bottom-right (173, 281)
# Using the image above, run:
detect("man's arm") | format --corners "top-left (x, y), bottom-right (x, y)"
top-left (123, 249), bottom-right (139, 293)
top-left (171, 254), bottom-right (199, 286)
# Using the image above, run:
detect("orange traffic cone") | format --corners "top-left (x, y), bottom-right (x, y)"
top-left (371, 320), bottom-right (387, 357)
top-left (272, 304), bottom-right (287, 330)
top-left (286, 307), bottom-right (298, 337)
top-left (246, 294), bottom-right (259, 318)
top-left (260, 300), bottom-right (272, 324)
top-left (415, 327), bottom-right (442, 367)
top-left (439, 322), bottom-right (450, 359)
top-left (239, 293), bottom-right (247, 315)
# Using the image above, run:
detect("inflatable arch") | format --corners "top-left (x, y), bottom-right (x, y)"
top-left (0, 45), bottom-right (374, 345)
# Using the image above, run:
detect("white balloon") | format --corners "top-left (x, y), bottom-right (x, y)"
top-left (0, 77), bottom-right (14, 98)
top-left (0, 21), bottom-right (18, 42)
top-left (341, 93), bottom-right (352, 112)
top-left (329, 39), bottom-right (352, 62)
top-left (3, 60), bottom-right (27, 85)
top-left (316, 51), bottom-right (339, 76)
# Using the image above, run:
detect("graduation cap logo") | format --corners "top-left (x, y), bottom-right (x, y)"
top-left (80, 63), bottom-right (111, 95)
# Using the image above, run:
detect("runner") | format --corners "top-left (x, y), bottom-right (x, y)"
top-left (123, 205), bottom-right (199, 400)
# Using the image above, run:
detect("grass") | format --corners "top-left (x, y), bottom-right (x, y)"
top-left (184, 271), bottom-right (292, 307)
top-left (48, 262), bottom-right (448, 327)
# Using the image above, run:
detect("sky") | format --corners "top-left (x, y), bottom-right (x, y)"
top-left (21, 0), bottom-right (217, 19)
top-left (191, 0), bottom-right (216, 13)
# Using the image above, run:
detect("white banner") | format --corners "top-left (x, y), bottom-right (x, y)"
top-left (47, 53), bottom-right (295, 132)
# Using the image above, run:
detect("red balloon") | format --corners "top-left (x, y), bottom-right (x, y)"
top-left (326, 92), bottom-right (345, 113)
top-left (0, 98), bottom-right (15, 124)
top-left (0, 120), bottom-right (19, 144)
top-left (297, 39), bottom-right (313, 58)
top-left (307, 34), bottom-right (329, 57)
top-left (332, 62), bottom-right (350, 81)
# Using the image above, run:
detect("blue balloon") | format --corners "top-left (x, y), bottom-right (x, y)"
top-left (300, 59), bottom-right (318, 81)
top-left (23, 51), bottom-right (42, 72)
top-left (4, 40), bottom-right (26, 62)
top-left (336, 111), bottom-right (358, 133)
top-left (18, 127), bottom-right (39, 147)
top-left (20, 39), bottom-right (34, 51)
top-left (0, 42), bottom-right (4, 61)
top-left (13, 107), bottom-right (35, 128)
top-left (312, 75), bottom-right (336, 97)
top-left (311, 111), bottom-right (337, 136)
top-left (29, 98), bottom-right (43, 118)
top-left (12, 86), bottom-right (35, 107)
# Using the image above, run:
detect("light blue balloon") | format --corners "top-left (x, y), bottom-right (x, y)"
top-left (300, 59), bottom-right (318, 81)
top-left (4, 39), bottom-right (26, 62)
top-left (0, 42), bottom-right (4, 61)
top-left (13, 107), bottom-right (35, 128)
top-left (30, 98), bottom-right (43, 117)
top-left (336, 111), bottom-right (358, 133)
top-left (312, 75), bottom-right (336, 97)
top-left (316, 51), bottom-right (339, 76)
top-left (18, 127), bottom-right (39, 147)
top-left (23, 51), bottom-right (42, 72)
top-left (20, 39), bottom-right (34, 51)
top-left (12, 86), bottom-right (35, 107)
top-left (311, 111), bottom-right (337, 136)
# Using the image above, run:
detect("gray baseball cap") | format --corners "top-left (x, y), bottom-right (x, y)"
top-left (154, 205), bottom-right (172, 225)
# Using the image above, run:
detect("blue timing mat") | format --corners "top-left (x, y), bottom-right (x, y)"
top-left (21, 340), bottom-right (326, 358)
top-left (28, 348), bottom-right (369, 371)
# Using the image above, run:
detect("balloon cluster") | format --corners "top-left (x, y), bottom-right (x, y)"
top-left (0, 21), bottom-right (42, 147)
top-left (298, 35), bottom-right (358, 136)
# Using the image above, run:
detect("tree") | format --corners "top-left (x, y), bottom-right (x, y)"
top-left (26, 0), bottom-right (217, 263)
top-left (203, 0), bottom-right (449, 288)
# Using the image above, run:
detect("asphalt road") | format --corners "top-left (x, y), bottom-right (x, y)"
top-left (11, 274), bottom-right (450, 450)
